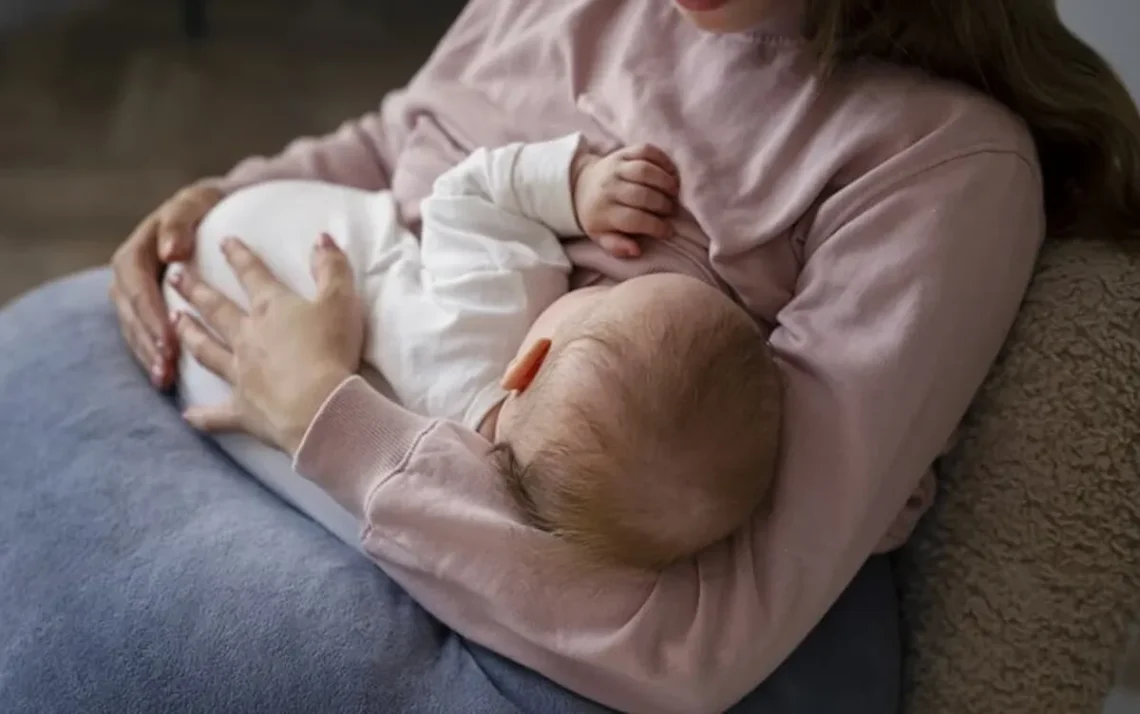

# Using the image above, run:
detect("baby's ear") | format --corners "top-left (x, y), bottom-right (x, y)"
top-left (500, 339), bottom-right (552, 392)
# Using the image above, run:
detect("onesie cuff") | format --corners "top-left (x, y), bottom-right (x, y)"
top-left (511, 133), bottom-right (586, 238)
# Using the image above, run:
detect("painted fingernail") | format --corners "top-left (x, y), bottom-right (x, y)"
top-left (318, 232), bottom-right (335, 249)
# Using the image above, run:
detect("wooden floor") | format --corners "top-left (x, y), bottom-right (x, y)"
top-left (0, 0), bottom-right (461, 305)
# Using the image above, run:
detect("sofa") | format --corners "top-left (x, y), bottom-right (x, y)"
top-left (897, 237), bottom-right (1140, 712)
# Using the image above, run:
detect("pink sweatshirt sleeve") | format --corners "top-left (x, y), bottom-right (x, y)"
top-left (293, 149), bottom-right (1044, 714)
top-left (214, 110), bottom-right (396, 195)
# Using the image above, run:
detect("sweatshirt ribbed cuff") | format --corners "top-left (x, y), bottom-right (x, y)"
top-left (292, 375), bottom-right (434, 519)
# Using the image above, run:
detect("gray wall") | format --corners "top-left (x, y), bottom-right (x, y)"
top-left (0, 0), bottom-right (99, 34)
top-left (1059, 0), bottom-right (1140, 101)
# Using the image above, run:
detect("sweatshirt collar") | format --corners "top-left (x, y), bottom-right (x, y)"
top-left (745, 0), bottom-right (806, 43)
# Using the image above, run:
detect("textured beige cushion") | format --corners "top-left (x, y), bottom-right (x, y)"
top-left (897, 238), bottom-right (1140, 713)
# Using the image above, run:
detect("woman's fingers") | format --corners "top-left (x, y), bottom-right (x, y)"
top-left (130, 279), bottom-right (174, 349)
top-left (159, 183), bottom-right (224, 262)
top-left (158, 199), bottom-right (199, 262)
top-left (111, 180), bottom-right (226, 391)
top-left (182, 403), bottom-right (242, 433)
top-left (110, 283), bottom-right (168, 385)
top-left (172, 311), bottom-right (236, 384)
top-left (114, 226), bottom-right (170, 345)
top-left (158, 216), bottom-right (197, 263)
top-left (169, 269), bottom-right (244, 341)
top-left (311, 233), bottom-right (354, 300)
top-left (110, 231), bottom-right (175, 365)
top-left (220, 238), bottom-right (280, 301)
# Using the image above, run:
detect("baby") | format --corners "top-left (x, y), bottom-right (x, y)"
top-left (168, 134), bottom-right (782, 569)
top-left (485, 272), bottom-right (782, 569)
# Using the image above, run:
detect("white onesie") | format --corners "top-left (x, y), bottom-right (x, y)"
top-left (167, 132), bottom-right (584, 432)
top-left (165, 134), bottom-right (584, 542)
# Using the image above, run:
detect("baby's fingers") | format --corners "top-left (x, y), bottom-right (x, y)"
top-left (594, 232), bottom-right (642, 259)
top-left (612, 181), bottom-right (674, 215)
top-left (617, 159), bottom-right (680, 196)
top-left (610, 206), bottom-right (672, 241)
top-left (619, 144), bottom-right (679, 176)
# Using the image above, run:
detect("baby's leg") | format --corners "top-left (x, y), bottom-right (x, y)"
top-left (164, 180), bottom-right (408, 547)
top-left (170, 179), bottom-right (409, 311)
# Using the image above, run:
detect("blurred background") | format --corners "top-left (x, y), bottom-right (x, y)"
top-left (2, 0), bottom-right (1137, 307)
top-left (0, 0), bottom-right (463, 305)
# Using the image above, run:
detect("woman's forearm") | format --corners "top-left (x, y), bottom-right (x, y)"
top-left (291, 376), bottom-right (772, 714)
top-left (215, 110), bottom-right (397, 195)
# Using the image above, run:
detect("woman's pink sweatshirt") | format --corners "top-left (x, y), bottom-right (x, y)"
top-left (217, 1), bottom-right (1045, 711)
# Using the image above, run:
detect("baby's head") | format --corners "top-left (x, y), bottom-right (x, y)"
top-left (490, 273), bottom-right (782, 570)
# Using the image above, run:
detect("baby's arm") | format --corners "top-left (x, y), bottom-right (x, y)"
top-left (423, 135), bottom-right (680, 255)
top-left (570, 144), bottom-right (680, 258)
top-left (370, 135), bottom-right (679, 428)
top-left (367, 136), bottom-right (587, 428)
top-left (422, 133), bottom-right (588, 252)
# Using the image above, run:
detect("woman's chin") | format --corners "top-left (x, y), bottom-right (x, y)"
top-left (672, 0), bottom-right (772, 34)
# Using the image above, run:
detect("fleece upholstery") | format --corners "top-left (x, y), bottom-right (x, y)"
top-left (897, 238), bottom-right (1140, 713)
top-left (0, 269), bottom-right (902, 714)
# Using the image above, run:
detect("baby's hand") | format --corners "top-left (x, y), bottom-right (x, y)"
top-left (572, 144), bottom-right (680, 259)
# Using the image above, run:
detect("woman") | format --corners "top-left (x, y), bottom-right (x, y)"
top-left (109, 0), bottom-right (1140, 712)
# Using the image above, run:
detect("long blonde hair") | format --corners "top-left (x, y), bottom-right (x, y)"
top-left (805, 0), bottom-right (1140, 241)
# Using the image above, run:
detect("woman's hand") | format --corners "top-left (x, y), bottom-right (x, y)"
top-left (169, 234), bottom-right (365, 455)
top-left (110, 181), bottom-right (224, 388)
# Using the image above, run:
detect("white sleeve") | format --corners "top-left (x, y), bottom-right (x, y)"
top-left (366, 134), bottom-right (581, 429)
